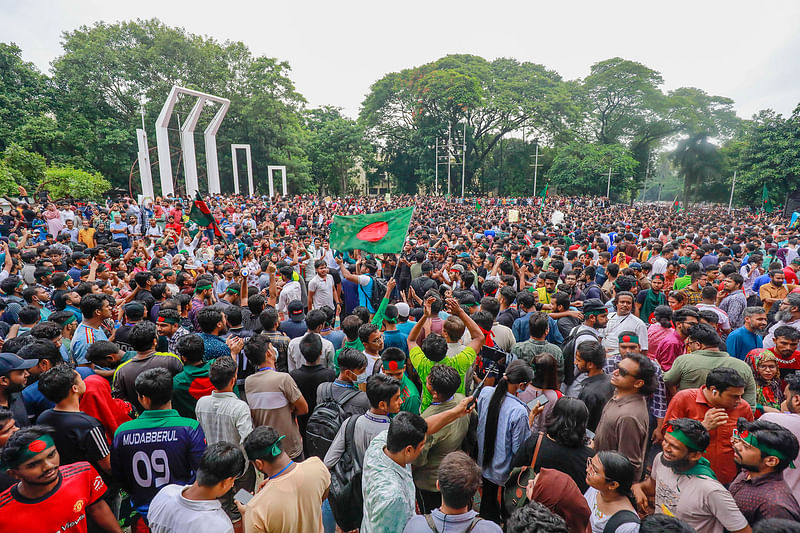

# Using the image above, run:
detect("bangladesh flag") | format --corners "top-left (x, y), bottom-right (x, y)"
top-left (329, 206), bottom-right (414, 254)
top-left (188, 194), bottom-right (223, 237)
top-left (762, 184), bottom-right (774, 213)
top-left (673, 195), bottom-right (681, 212)
top-left (538, 184), bottom-right (549, 198)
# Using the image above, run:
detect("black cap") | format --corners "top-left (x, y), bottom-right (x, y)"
top-left (582, 299), bottom-right (607, 315)
top-left (288, 300), bottom-right (305, 322)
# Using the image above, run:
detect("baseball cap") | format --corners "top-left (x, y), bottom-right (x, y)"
top-left (395, 302), bottom-right (410, 318)
top-left (288, 300), bottom-right (305, 322)
top-left (450, 264), bottom-right (465, 274)
top-left (629, 262), bottom-right (642, 271)
top-left (0, 353), bottom-right (37, 375)
top-left (582, 299), bottom-right (607, 315)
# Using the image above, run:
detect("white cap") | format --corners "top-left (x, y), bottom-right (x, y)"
top-left (395, 302), bottom-right (410, 318)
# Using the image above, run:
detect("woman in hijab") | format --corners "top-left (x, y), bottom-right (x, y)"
top-left (747, 349), bottom-right (784, 416)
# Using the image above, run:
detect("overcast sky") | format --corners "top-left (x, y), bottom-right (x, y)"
top-left (2, 0), bottom-right (799, 121)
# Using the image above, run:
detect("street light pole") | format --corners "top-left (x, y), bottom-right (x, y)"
top-left (533, 141), bottom-right (539, 195)
top-left (728, 170), bottom-right (737, 213)
top-left (447, 122), bottom-right (452, 197)
top-left (435, 137), bottom-right (439, 196)
top-left (606, 164), bottom-right (612, 198)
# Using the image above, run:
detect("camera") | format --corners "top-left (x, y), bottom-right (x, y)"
top-left (241, 269), bottom-right (249, 277)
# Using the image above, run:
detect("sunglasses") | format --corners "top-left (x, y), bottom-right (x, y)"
top-left (615, 363), bottom-right (639, 379)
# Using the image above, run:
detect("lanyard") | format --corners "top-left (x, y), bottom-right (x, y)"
top-left (268, 460), bottom-right (294, 480)
top-left (257, 366), bottom-right (274, 373)
top-left (431, 396), bottom-right (454, 406)
top-left (364, 412), bottom-right (390, 424)
top-left (333, 381), bottom-right (354, 389)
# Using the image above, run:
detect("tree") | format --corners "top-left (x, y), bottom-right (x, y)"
top-left (40, 166), bottom-right (111, 200)
top-left (671, 134), bottom-right (723, 206)
top-left (0, 43), bottom-right (52, 152)
top-left (2, 143), bottom-right (46, 190)
top-left (547, 142), bottom-right (639, 200)
top-left (305, 107), bottom-right (371, 195)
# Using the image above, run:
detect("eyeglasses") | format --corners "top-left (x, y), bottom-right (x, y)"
top-left (586, 457), bottom-right (610, 480)
top-left (615, 363), bottom-right (639, 379)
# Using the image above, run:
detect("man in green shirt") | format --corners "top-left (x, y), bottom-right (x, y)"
top-left (379, 347), bottom-right (421, 415)
top-left (511, 311), bottom-right (564, 381)
top-left (408, 296), bottom-right (485, 410)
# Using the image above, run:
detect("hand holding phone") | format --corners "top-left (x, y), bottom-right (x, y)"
top-left (234, 488), bottom-right (253, 505)
top-left (526, 394), bottom-right (549, 411)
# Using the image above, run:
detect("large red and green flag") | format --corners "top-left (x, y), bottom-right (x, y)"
top-left (673, 195), bottom-right (681, 212)
top-left (762, 184), bottom-right (774, 213)
top-left (188, 193), bottom-right (223, 237)
top-left (329, 206), bottom-right (414, 254)
top-left (538, 184), bottom-right (549, 214)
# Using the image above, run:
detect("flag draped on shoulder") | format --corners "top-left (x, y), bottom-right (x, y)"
top-left (188, 193), bottom-right (223, 237)
top-left (329, 206), bottom-right (414, 254)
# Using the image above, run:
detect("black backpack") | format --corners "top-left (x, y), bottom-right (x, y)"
top-left (602, 510), bottom-right (640, 533)
top-left (560, 326), bottom-right (599, 386)
top-left (305, 383), bottom-right (359, 459)
top-left (360, 275), bottom-right (387, 312)
top-left (328, 415), bottom-right (363, 531)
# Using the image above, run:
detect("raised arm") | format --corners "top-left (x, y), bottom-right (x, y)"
top-left (408, 296), bottom-right (434, 350)
top-left (445, 297), bottom-right (485, 353)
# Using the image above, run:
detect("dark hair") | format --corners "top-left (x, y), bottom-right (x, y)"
top-left (640, 514), bottom-right (697, 533)
top-left (706, 366), bottom-right (745, 392)
top-left (786, 372), bottom-right (800, 397)
top-left (197, 307), bottom-right (224, 334)
top-left (386, 411), bottom-right (427, 453)
top-left (196, 442), bottom-right (246, 487)
top-left (482, 360), bottom-right (533, 468)
top-left (437, 451), bottom-right (481, 508)
top-left (176, 334), bottom-right (205, 364)
top-left (471, 311), bottom-right (494, 332)
top-left (209, 356), bottom-right (237, 390)
top-left (480, 297), bottom-right (500, 318)
top-left (528, 312), bottom-right (549, 339)
top-left (596, 451), bottom-right (636, 501)
top-left (305, 309), bottom-right (326, 331)
top-left (224, 305), bottom-right (242, 327)
top-left (243, 426), bottom-right (283, 464)
top-left (774, 325), bottom-right (800, 342)
top-left (18, 305), bottom-right (40, 325)
top-left (86, 340), bottom-right (121, 364)
top-left (577, 340), bottom-right (605, 369)
top-left (320, 305), bottom-right (336, 327)
top-left (0, 276), bottom-right (21, 295)
top-left (338, 347), bottom-right (367, 372)
top-left (673, 307), bottom-right (700, 323)
top-left (428, 364), bottom-right (460, 400)
top-left (506, 501), bottom-right (569, 533)
top-left (48, 311), bottom-right (76, 327)
top-left (258, 307), bottom-right (280, 331)
top-left (30, 321), bottom-right (62, 341)
top-left (737, 419), bottom-right (800, 472)
top-left (498, 285), bottom-right (516, 305)
top-left (151, 282), bottom-right (168, 300)
top-left (158, 308), bottom-right (181, 325)
top-left (341, 314), bottom-right (363, 341)
top-left (1, 425), bottom-right (56, 470)
top-left (666, 418), bottom-right (710, 452)
top-left (134, 367), bottom-right (173, 407)
top-left (248, 294), bottom-right (267, 315)
top-left (546, 397), bottom-right (590, 448)
top-left (687, 323), bottom-right (721, 348)
top-left (129, 321), bottom-right (158, 352)
top-left (79, 293), bottom-right (107, 319)
top-left (621, 352), bottom-right (657, 395)
top-left (38, 365), bottom-right (78, 404)
top-left (726, 273), bottom-right (744, 287)
top-left (243, 334), bottom-right (272, 367)
top-left (299, 333), bottom-right (322, 363)
top-left (421, 333), bottom-right (448, 362)
top-left (516, 290), bottom-right (536, 311)
top-left (365, 374), bottom-right (401, 409)
top-left (531, 352), bottom-right (559, 390)
top-left (358, 323), bottom-right (379, 345)
top-left (18, 339), bottom-right (62, 367)
top-left (353, 306), bottom-right (371, 324)
top-left (753, 519), bottom-right (800, 533)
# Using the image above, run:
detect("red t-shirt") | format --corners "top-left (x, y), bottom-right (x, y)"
top-left (783, 266), bottom-right (799, 285)
top-left (0, 462), bottom-right (107, 533)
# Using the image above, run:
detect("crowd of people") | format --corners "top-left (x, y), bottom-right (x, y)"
top-left (0, 191), bottom-right (798, 533)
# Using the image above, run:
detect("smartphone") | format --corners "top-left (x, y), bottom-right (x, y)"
top-left (234, 488), bottom-right (253, 505)
top-left (585, 429), bottom-right (595, 440)
top-left (527, 394), bottom-right (549, 411)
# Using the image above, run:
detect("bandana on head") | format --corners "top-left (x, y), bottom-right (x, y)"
top-left (665, 423), bottom-right (706, 452)
top-left (195, 284), bottom-right (213, 292)
top-left (61, 314), bottom-right (77, 326)
top-left (248, 435), bottom-right (285, 461)
top-left (226, 288), bottom-right (240, 295)
top-left (157, 316), bottom-right (180, 325)
top-left (735, 429), bottom-right (796, 468)
top-left (618, 334), bottom-right (639, 345)
top-left (0, 434), bottom-right (55, 471)
top-left (382, 359), bottom-right (405, 372)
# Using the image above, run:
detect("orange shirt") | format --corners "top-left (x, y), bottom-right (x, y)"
top-left (662, 387), bottom-right (753, 485)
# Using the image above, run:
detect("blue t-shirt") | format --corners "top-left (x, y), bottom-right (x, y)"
top-left (22, 366), bottom-right (94, 424)
top-left (726, 327), bottom-right (763, 360)
top-left (72, 323), bottom-right (109, 365)
top-left (383, 330), bottom-right (409, 357)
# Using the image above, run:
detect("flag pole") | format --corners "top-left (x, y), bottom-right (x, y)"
top-left (728, 170), bottom-right (736, 213)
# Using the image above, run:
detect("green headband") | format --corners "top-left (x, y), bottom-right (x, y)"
top-left (61, 314), bottom-right (77, 326)
top-left (249, 435), bottom-right (285, 461)
top-left (0, 434), bottom-right (55, 471)
top-left (666, 426), bottom-right (706, 452)
top-left (618, 334), bottom-right (639, 345)
top-left (737, 429), bottom-right (796, 468)
top-left (226, 288), bottom-right (240, 295)
top-left (157, 316), bottom-right (180, 325)
top-left (382, 359), bottom-right (405, 372)
top-left (195, 284), bottom-right (213, 292)
top-left (384, 317), bottom-right (397, 324)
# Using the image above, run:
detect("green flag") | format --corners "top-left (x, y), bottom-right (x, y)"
top-left (673, 195), bottom-right (681, 212)
top-left (538, 184), bottom-right (549, 198)
top-left (188, 194), bottom-right (222, 237)
top-left (762, 184), bottom-right (774, 213)
top-left (475, 200), bottom-right (481, 211)
top-left (329, 207), bottom-right (414, 254)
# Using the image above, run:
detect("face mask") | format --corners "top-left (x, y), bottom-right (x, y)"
top-left (356, 371), bottom-right (368, 385)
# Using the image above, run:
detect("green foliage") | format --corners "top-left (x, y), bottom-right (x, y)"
top-left (305, 106), bottom-right (371, 195)
top-left (41, 166), bottom-right (111, 200)
top-left (548, 142), bottom-right (639, 200)
top-left (0, 163), bottom-right (20, 196)
top-left (0, 43), bottom-right (52, 152)
top-left (2, 143), bottom-right (46, 189)
top-left (671, 134), bottom-right (723, 205)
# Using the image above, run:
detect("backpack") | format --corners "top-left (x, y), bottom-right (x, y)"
top-left (360, 275), bottom-right (386, 312)
top-left (305, 383), bottom-right (359, 459)
top-left (602, 510), bottom-right (640, 533)
top-left (424, 514), bottom-right (483, 533)
top-left (328, 415), bottom-right (363, 531)
top-left (560, 326), bottom-right (599, 386)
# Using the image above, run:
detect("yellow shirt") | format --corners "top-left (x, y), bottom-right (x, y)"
top-left (78, 227), bottom-right (96, 247)
top-left (244, 457), bottom-right (330, 533)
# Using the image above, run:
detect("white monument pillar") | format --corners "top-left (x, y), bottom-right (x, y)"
top-left (180, 97), bottom-right (206, 198)
top-left (267, 165), bottom-right (287, 197)
top-left (231, 144), bottom-right (254, 196)
top-left (136, 129), bottom-right (154, 199)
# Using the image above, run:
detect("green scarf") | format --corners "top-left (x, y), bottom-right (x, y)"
top-left (640, 289), bottom-right (666, 322)
top-left (675, 457), bottom-right (717, 480)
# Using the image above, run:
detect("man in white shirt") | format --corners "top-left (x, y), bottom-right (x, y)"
top-left (276, 266), bottom-right (302, 320)
top-left (649, 244), bottom-right (670, 278)
top-left (308, 260), bottom-right (337, 310)
top-left (287, 310), bottom-right (335, 371)
top-left (602, 292), bottom-right (649, 354)
top-left (148, 442), bottom-right (245, 533)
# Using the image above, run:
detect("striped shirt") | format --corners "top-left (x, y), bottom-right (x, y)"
top-left (72, 323), bottom-right (108, 365)
top-left (244, 369), bottom-right (303, 458)
top-left (195, 391), bottom-right (253, 445)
